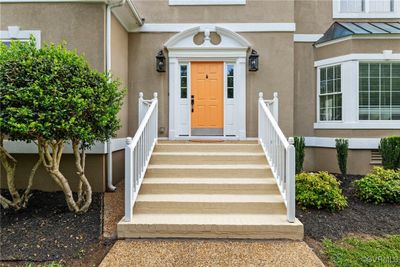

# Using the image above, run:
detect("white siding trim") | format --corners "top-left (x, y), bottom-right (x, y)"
top-left (315, 35), bottom-right (400, 48)
top-left (305, 137), bottom-right (381, 149)
top-left (3, 138), bottom-right (126, 154)
top-left (314, 122), bottom-right (400, 129)
top-left (132, 23), bottom-right (296, 33)
top-left (169, 0), bottom-right (246, 5)
top-left (293, 34), bottom-right (323, 42)
top-left (314, 52), bottom-right (400, 67)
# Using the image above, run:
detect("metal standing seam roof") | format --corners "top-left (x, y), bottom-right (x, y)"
top-left (315, 22), bottom-right (400, 45)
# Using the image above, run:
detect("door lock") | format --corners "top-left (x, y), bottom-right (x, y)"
top-left (191, 95), bottom-right (195, 112)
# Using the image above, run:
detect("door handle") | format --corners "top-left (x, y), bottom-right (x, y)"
top-left (191, 95), bottom-right (194, 112)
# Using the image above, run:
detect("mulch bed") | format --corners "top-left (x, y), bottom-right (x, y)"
top-left (0, 190), bottom-right (113, 265)
top-left (297, 174), bottom-right (400, 264)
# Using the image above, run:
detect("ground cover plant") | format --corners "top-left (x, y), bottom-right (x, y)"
top-left (354, 167), bottom-right (400, 204)
top-left (323, 235), bottom-right (400, 267)
top-left (296, 172), bottom-right (347, 212)
top-left (0, 38), bottom-right (124, 213)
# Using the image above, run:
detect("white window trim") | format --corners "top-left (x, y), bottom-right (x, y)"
top-left (333, 0), bottom-right (400, 18)
top-left (169, 0), bottom-right (245, 6)
top-left (315, 52), bottom-right (400, 129)
top-left (0, 26), bottom-right (41, 48)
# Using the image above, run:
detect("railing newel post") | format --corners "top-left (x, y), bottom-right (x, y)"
top-left (124, 137), bottom-right (133, 222)
top-left (287, 137), bottom-right (296, 223)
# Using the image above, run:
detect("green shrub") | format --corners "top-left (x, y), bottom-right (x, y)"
top-left (296, 172), bottom-right (348, 212)
top-left (335, 138), bottom-right (349, 177)
top-left (354, 167), bottom-right (400, 204)
top-left (379, 136), bottom-right (400, 170)
top-left (294, 136), bottom-right (305, 174)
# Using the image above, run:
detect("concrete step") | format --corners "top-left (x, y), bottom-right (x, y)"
top-left (145, 164), bottom-right (273, 178)
top-left (154, 143), bottom-right (263, 153)
top-left (140, 178), bottom-right (279, 194)
top-left (118, 214), bottom-right (303, 240)
top-left (150, 152), bottom-right (267, 165)
top-left (133, 194), bottom-right (286, 214)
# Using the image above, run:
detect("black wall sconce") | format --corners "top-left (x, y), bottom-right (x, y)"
top-left (156, 50), bottom-right (166, 72)
top-left (248, 49), bottom-right (259, 72)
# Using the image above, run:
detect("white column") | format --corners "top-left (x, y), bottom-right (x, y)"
top-left (342, 61), bottom-right (359, 123)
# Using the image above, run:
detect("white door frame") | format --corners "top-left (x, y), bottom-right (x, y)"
top-left (165, 26), bottom-right (250, 140)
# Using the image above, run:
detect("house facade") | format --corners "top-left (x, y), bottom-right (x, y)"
top-left (1, 0), bottom-right (399, 192)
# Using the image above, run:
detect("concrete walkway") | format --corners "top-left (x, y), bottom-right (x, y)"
top-left (100, 239), bottom-right (324, 267)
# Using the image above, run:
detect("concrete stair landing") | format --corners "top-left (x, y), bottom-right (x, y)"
top-left (117, 141), bottom-right (303, 240)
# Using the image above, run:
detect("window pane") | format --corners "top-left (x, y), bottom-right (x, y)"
top-left (393, 78), bottom-right (400, 91)
top-left (180, 65), bottom-right (187, 99)
top-left (340, 0), bottom-right (364, 12)
top-left (321, 68), bottom-right (326, 81)
top-left (360, 77), bottom-right (369, 91)
top-left (370, 64), bottom-right (380, 77)
top-left (392, 64), bottom-right (400, 78)
top-left (226, 64), bottom-right (234, 99)
top-left (327, 66), bottom-right (334, 80)
top-left (381, 64), bottom-right (391, 78)
top-left (360, 63), bottom-right (369, 77)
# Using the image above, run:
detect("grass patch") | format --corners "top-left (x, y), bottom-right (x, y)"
top-left (323, 235), bottom-right (400, 267)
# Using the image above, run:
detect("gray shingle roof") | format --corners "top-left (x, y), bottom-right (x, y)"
top-left (315, 22), bottom-right (400, 45)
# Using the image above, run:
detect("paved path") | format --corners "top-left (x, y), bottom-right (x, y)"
top-left (100, 239), bottom-right (324, 267)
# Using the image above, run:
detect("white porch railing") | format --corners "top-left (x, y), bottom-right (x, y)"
top-left (124, 92), bottom-right (158, 222)
top-left (258, 92), bottom-right (295, 223)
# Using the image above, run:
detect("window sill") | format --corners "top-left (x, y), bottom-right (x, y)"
top-left (314, 122), bottom-right (400, 129)
top-left (169, 0), bottom-right (246, 5)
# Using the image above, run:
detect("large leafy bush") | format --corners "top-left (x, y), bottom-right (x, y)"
top-left (379, 136), bottom-right (400, 170)
top-left (0, 38), bottom-right (125, 213)
top-left (296, 172), bottom-right (348, 212)
top-left (354, 167), bottom-right (400, 204)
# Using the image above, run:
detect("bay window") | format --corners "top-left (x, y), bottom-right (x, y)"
top-left (315, 53), bottom-right (400, 129)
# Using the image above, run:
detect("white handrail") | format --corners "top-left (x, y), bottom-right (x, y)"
top-left (258, 92), bottom-right (295, 223)
top-left (124, 92), bottom-right (158, 222)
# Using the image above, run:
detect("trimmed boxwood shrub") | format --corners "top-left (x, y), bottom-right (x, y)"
top-left (354, 167), bottom-right (400, 204)
top-left (294, 136), bottom-right (305, 174)
top-left (379, 136), bottom-right (400, 170)
top-left (296, 172), bottom-right (348, 212)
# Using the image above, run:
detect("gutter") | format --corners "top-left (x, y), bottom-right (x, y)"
top-left (106, 0), bottom-right (125, 191)
top-left (127, 0), bottom-right (144, 26)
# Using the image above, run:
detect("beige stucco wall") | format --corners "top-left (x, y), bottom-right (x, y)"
top-left (304, 148), bottom-right (374, 175)
top-left (134, 0), bottom-right (294, 23)
top-left (0, 3), bottom-right (106, 71)
top-left (127, 32), bottom-right (294, 137)
top-left (0, 154), bottom-right (106, 192)
top-left (111, 15), bottom-right (129, 137)
top-left (295, 0), bottom-right (333, 34)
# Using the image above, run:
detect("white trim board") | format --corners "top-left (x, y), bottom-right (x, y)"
top-left (294, 34), bottom-right (323, 42)
top-left (169, 0), bottom-right (246, 5)
top-left (305, 137), bottom-right (380, 149)
top-left (131, 23), bottom-right (296, 33)
top-left (314, 52), bottom-right (400, 67)
top-left (314, 122), bottom-right (400, 129)
top-left (3, 138), bottom-right (126, 154)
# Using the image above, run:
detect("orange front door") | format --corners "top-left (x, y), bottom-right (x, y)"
top-left (191, 62), bottom-right (224, 135)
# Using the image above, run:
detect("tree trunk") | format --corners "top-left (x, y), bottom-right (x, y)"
top-left (38, 139), bottom-right (92, 213)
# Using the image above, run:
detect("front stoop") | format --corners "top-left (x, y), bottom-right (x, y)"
top-left (117, 141), bottom-right (304, 240)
